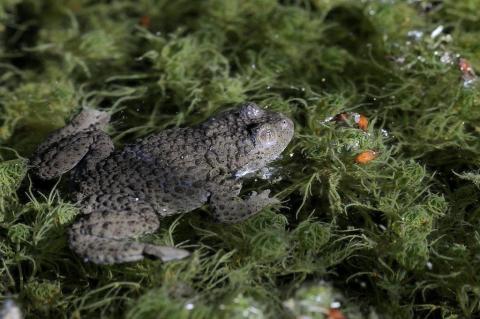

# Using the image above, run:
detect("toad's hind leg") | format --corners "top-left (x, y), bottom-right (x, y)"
top-left (69, 195), bottom-right (189, 264)
top-left (31, 108), bottom-right (113, 180)
top-left (32, 130), bottom-right (113, 180)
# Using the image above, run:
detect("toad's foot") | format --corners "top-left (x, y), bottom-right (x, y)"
top-left (69, 196), bottom-right (189, 264)
top-left (210, 189), bottom-right (280, 223)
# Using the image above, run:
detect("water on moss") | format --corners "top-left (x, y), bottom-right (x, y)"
top-left (1, 0), bottom-right (480, 318)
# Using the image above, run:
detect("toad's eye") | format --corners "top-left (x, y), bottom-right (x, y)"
top-left (280, 119), bottom-right (289, 129)
top-left (256, 125), bottom-right (275, 147)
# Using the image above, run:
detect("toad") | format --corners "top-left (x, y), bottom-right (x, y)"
top-left (31, 103), bottom-right (294, 264)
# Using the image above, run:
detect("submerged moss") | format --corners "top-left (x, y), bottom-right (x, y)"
top-left (1, 0), bottom-right (480, 318)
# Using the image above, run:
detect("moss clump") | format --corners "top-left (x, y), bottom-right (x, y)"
top-left (1, 0), bottom-right (480, 318)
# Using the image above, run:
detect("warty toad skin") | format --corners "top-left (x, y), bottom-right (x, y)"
top-left (31, 103), bottom-right (294, 264)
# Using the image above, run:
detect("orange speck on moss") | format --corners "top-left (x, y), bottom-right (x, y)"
top-left (356, 114), bottom-right (368, 131)
top-left (327, 308), bottom-right (347, 319)
top-left (139, 15), bottom-right (151, 28)
top-left (355, 150), bottom-right (377, 164)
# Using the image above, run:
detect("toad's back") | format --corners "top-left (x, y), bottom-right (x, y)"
top-left (75, 127), bottom-right (215, 213)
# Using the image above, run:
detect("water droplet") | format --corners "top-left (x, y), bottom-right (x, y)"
top-left (463, 77), bottom-right (477, 88)
top-left (321, 116), bottom-right (333, 123)
top-left (440, 52), bottom-right (453, 64)
top-left (430, 25), bottom-right (444, 39)
top-left (407, 30), bottom-right (424, 41)
top-left (331, 301), bottom-right (341, 308)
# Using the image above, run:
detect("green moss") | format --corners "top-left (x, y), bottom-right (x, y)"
top-left (0, 158), bottom-right (27, 193)
top-left (0, 158), bottom-right (27, 222)
top-left (1, 0), bottom-right (480, 318)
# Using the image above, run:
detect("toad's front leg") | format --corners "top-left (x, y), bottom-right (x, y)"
top-left (209, 187), bottom-right (280, 223)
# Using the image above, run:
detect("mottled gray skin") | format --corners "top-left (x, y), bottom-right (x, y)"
top-left (31, 103), bottom-right (294, 265)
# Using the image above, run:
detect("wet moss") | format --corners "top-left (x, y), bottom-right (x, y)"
top-left (1, 0), bottom-right (480, 318)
